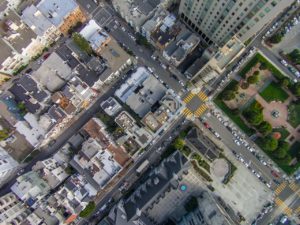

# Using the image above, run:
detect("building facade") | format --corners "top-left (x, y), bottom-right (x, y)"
top-left (179, 0), bottom-right (294, 45)
top-left (0, 147), bottom-right (19, 185)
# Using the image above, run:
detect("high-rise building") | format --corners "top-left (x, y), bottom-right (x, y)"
top-left (179, 0), bottom-right (293, 45)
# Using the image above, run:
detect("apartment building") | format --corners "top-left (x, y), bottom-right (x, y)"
top-left (179, 0), bottom-right (294, 45)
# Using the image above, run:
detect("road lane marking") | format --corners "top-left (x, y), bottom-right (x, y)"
top-left (197, 91), bottom-right (208, 101)
top-left (275, 182), bottom-right (287, 195)
top-left (289, 182), bottom-right (298, 192)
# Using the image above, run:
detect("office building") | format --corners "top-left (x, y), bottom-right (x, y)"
top-left (179, 0), bottom-right (294, 45)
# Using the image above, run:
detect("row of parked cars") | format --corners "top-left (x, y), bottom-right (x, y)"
top-left (251, 202), bottom-right (275, 225)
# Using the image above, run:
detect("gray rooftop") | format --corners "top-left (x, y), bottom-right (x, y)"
top-left (37, 0), bottom-right (78, 27)
top-left (21, 5), bottom-right (54, 36)
top-left (123, 151), bottom-right (188, 220)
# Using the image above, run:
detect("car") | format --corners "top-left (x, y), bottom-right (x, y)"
top-left (266, 183), bottom-right (271, 188)
top-left (255, 173), bottom-right (261, 178)
top-left (234, 139), bottom-right (241, 146)
top-left (271, 170), bottom-right (279, 178)
top-left (147, 67), bottom-right (154, 73)
top-left (203, 122), bottom-right (210, 128)
top-left (25, 68), bottom-right (33, 74)
top-left (280, 59), bottom-right (288, 66)
top-left (121, 27), bottom-right (126, 32)
top-left (171, 74), bottom-right (179, 81)
top-left (179, 80), bottom-right (185, 87)
top-left (239, 157), bottom-right (245, 163)
top-left (43, 53), bottom-right (51, 60)
top-left (160, 63), bottom-right (167, 69)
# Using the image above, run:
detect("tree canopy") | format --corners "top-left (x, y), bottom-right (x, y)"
top-left (72, 33), bottom-right (93, 55)
top-left (260, 136), bottom-right (278, 152)
top-left (79, 201), bottom-right (96, 218)
top-left (222, 90), bottom-right (235, 101)
top-left (173, 138), bottom-right (185, 150)
top-left (257, 121), bottom-right (272, 136)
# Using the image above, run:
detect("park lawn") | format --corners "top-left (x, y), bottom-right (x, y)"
top-left (239, 53), bottom-right (285, 80)
top-left (272, 128), bottom-right (290, 140)
top-left (259, 82), bottom-right (289, 102)
top-left (214, 80), bottom-right (255, 136)
top-left (288, 102), bottom-right (300, 128)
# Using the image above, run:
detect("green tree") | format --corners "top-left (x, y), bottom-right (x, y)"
top-left (231, 83), bottom-right (239, 92)
top-left (241, 82), bottom-right (249, 89)
top-left (184, 196), bottom-right (198, 212)
top-left (72, 33), bottom-right (93, 55)
top-left (259, 62), bottom-right (267, 70)
top-left (222, 90), bottom-right (235, 101)
top-left (273, 141), bottom-right (289, 159)
top-left (79, 201), bottom-right (96, 218)
top-left (279, 78), bottom-right (290, 88)
top-left (257, 121), bottom-right (272, 136)
top-left (0, 129), bottom-right (9, 141)
top-left (253, 71), bottom-right (260, 76)
top-left (244, 110), bottom-right (263, 125)
top-left (287, 49), bottom-right (300, 64)
top-left (292, 83), bottom-right (300, 97)
top-left (260, 136), bottom-right (278, 151)
top-left (269, 33), bottom-right (283, 44)
top-left (247, 75), bottom-right (259, 84)
top-left (173, 138), bottom-right (185, 150)
top-left (65, 165), bottom-right (75, 175)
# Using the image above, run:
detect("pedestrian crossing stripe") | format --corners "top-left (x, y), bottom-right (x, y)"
top-left (183, 92), bottom-right (194, 103)
top-left (275, 197), bottom-right (284, 206)
top-left (295, 206), bottom-right (300, 214)
top-left (284, 207), bottom-right (292, 216)
top-left (182, 108), bottom-right (193, 116)
top-left (289, 182), bottom-right (298, 192)
top-left (198, 91), bottom-right (208, 101)
top-left (275, 182), bottom-right (287, 195)
top-left (194, 104), bottom-right (208, 117)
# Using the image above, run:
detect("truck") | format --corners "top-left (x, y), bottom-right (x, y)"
top-left (136, 160), bottom-right (150, 175)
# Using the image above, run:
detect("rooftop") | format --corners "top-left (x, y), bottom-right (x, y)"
top-left (32, 52), bottom-right (72, 92)
top-left (21, 5), bottom-right (54, 37)
top-left (80, 20), bottom-right (110, 51)
top-left (37, 0), bottom-right (78, 27)
top-left (115, 67), bottom-right (166, 117)
top-left (123, 151), bottom-right (188, 221)
top-left (0, 10), bottom-right (37, 53)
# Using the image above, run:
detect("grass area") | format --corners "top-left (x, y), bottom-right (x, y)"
top-left (214, 80), bottom-right (255, 136)
top-left (191, 161), bottom-right (212, 182)
top-left (272, 128), bottom-right (290, 140)
top-left (96, 112), bottom-right (119, 133)
top-left (191, 153), bottom-right (210, 172)
top-left (239, 53), bottom-right (286, 80)
top-left (260, 82), bottom-right (289, 102)
top-left (288, 102), bottom-right (300, 128)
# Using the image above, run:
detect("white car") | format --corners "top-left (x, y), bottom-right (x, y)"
top-left (234, 139), bottom-right (241, 146)
top-left (280, 59), bottom-right (288, 67)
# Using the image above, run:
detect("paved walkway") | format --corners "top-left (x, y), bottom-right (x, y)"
top-left (255, 94), bottom-right (300, 142)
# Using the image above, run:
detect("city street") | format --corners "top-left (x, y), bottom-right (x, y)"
top-left (200, 112), bottom-right (283, 188)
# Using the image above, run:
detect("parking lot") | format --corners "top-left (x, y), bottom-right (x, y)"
top-left (211, 152), bottom-right (273, 223)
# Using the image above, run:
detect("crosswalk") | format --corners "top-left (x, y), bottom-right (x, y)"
top-left (183, 92), bottom-right (194, 103)
top-left (194, 104), bottom-right (208, 117)
top-left (275, 182), bottom-right (287, 195)
top-left (274, 197), bottom-right (292, 216)
top-left (289, 182), bottom-right (298, 192)
top-left (197, 91), bottom-right (208, 101)
top-left (182, 108), bottom-right (193, 117)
